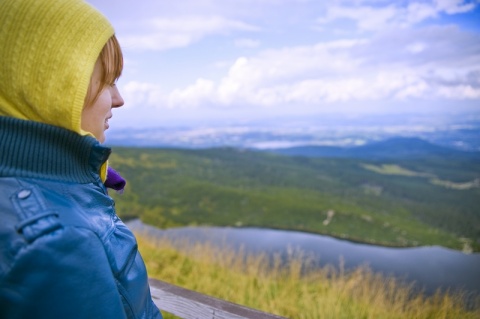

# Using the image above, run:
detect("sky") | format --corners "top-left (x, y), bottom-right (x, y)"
top-left (86, 0), bottom-right (480, 128)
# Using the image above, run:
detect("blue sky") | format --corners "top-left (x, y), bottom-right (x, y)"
top-left (86, 0), bottom-right (480, 128)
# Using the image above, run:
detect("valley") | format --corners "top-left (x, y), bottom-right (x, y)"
top-left (109, 138), bottom-right (480, 251)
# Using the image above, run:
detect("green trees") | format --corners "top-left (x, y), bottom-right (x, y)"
top-left (110, 147), bottom-right (480, 251)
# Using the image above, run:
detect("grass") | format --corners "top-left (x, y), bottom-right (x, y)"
top-left (361, 163), bottom-right (480, 190)
top-left (361, 164), bottom-right (428, 177)
top-left (136, 234), bottom-right (480, 319)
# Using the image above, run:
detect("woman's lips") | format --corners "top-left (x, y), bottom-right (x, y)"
top-left (105, 117), bottom-right (111, 130)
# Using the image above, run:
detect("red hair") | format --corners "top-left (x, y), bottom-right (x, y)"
top-left (84, 34), bottom-right (123, 106)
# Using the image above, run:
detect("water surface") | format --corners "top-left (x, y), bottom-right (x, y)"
top-left (127, 220), bottom-right (480, 296)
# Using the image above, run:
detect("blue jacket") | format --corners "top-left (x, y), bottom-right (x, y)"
top-left (0, 116), bottom-right (163, 319)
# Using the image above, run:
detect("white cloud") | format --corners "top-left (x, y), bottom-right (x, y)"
top-left (437, 85), bottom-right (480, 99)
top-left (121, 16), bottom-right (259, 51)
top-left (317, 0), bottom-right (478, 31)
top-left (317, 5), bottom-right (398, 31)
top-left (140, 24), bottom-right (479, 110)
top-left (434, 0), bottom-right (477, 14)
top-left (101, 0), bottom-right (479, 121)
top-left (405, 42), bottom-right (427, 54)
top-left (122, 81), bottom-right (166, 108)
top-left (234, 38), bottom-right (261, 48)
top-left (167, 78), bottom-right (215, 108)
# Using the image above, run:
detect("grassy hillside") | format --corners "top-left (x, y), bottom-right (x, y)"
top-left (109, 147), bottom-right (480, 251)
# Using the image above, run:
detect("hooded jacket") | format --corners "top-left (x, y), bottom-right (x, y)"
top-left (0, 0), bottom-right (162, 318)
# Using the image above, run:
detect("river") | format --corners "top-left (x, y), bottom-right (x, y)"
top-left (127, 219), bottom-right (480, 296)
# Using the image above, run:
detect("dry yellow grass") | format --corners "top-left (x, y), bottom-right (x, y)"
top-left (136, 234), bottom-right (480, 319)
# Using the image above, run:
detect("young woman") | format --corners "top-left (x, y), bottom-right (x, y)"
top-left (0, 0), bottom-right (163, 318)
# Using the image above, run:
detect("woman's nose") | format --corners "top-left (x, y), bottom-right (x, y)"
top-left (111, 84), bottom-right (124, 108)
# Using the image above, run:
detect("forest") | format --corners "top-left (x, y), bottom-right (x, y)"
top-left (109, 142), bottom-right (480, 252)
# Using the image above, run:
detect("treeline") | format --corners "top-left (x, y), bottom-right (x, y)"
top-left (109, 147), bottom-right (480, 251)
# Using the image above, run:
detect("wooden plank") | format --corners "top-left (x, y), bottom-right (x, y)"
top-left (149, 278), bottom-right (288, 319)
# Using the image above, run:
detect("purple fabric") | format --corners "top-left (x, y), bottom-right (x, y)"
top-left (104, 167), bottom-right (126, 193)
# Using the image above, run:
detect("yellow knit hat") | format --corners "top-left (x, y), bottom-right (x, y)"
top-left (0, 0), bottom-right (114, 134)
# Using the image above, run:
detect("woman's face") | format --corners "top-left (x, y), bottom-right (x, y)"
top-left (81, 59), bottom-right (124, 143)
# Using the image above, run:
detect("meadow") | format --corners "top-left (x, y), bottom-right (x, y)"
top-left (137, 235), bottom-right (480, 319)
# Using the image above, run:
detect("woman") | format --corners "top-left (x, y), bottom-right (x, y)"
top-left (0, 0), bottom-right (163, 318)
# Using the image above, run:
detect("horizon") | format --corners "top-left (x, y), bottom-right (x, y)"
top-left (86, 0), bottom-right (480, 129)
top-left (106, 111), bottom-right (480, 151)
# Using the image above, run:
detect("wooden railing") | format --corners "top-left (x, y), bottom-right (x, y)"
top-left (149, 278), bottom-right (288, 319)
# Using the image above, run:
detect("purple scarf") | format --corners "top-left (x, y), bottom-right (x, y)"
top-left (104, 167), bottom-right (126, 194)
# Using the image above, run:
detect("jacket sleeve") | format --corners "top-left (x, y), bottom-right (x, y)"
top-left (0, 226), bottom-right (128, 319)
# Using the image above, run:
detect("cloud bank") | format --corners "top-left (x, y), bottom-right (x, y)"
top-left (87, 0), bottom-right (480, 125)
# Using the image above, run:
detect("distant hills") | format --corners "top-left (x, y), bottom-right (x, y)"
top-left (109, 137), bottom-right (480, 251)
top-left (106, 113), bottom-right (480, 152)
top-left (267, 137), bottom-right (480, 160)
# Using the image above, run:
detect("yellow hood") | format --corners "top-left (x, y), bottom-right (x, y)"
top-left (0, 0), bottom-right (114, 134)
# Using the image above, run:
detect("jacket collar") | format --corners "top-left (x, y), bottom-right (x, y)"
top-left (0, 116), bottom-right (111, 183)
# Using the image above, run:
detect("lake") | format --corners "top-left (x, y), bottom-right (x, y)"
top-left (127, 219), bottom-right (480, 296)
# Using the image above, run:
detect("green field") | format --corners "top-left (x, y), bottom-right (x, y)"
top-left (109, 147), bottom-right (480, 251)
